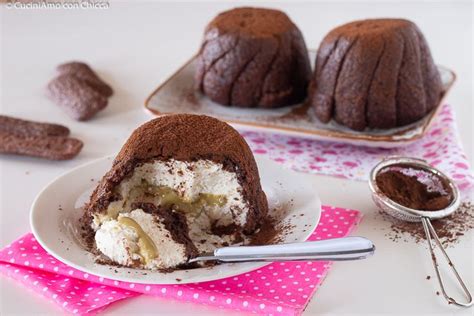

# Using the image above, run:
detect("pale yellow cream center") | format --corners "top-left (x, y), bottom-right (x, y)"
top-left (118, 217), bottom-right (158, 264)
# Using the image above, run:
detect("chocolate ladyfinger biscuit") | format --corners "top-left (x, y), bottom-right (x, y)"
top-left (0, 131), bottom-right (83, 160)
top-left (0, 115), bottom-right (70, 138)
top-left (57, 62), bottom-right (113, 97)
top-left (47, 74), bottom-right (108, 121)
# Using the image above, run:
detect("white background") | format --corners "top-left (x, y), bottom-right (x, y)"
top-left (0, 1), bottom-right (473, 315)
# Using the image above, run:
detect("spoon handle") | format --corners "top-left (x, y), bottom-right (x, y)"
top-left (191, 237), bottom-right (375, 263)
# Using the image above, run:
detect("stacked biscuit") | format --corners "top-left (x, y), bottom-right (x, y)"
top-left (0, 115), bottom-right (83, 160)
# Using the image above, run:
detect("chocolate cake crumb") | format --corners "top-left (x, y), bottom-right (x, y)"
top-left (211, 223), bottom-right (239, 236)
top-left (249, 217), bottom-right (279, 245)
top-left (426, 275), bottom-right (431, 280)
top-left (250, 214), bottom-right (295, 246)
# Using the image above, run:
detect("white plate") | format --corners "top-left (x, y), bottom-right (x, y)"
top-left (145, 50), bottom-right (455, 148)
top-left (30, 156), bottom-right (321, 284)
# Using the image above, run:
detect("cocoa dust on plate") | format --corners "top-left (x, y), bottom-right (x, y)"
top-left (379, 201), bottom-right (474, 246)
top-left (249, 217), bottom-right (295, 246)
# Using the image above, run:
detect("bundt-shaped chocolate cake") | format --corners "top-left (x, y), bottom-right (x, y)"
top-left (195, 7), bottom-right (311, 108)
top-left (308, 19), bottom-right (442, 130)
top-left (82, 114), bottom-right (268, 270)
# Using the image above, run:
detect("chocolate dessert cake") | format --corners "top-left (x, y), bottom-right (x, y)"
top-left (195, 7), bottom-right (311, 108)
top-left (308, 19), bottom-right (442, 131)
top-left (83, 114), bottom-right (268, 270)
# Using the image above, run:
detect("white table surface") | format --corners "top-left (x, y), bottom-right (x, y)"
top-left (0, 1), bottom-right (473, 315)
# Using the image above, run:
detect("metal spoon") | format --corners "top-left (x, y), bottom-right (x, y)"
top-left (369, 156), bottom-right (473, 307)
top-left (189, 236), bottom-right (375, 263)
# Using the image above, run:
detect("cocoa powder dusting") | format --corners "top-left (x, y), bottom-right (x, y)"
top-left (376, 165), bottom-right (453, 211)
top-left (250, 218), bottom-right (280, 245)
top-left (278, 102), bottom-right (311, 120)
top-left (381, 202), bottom-right (474, 246)
top-left (250, 216), bottom-right (295, 246)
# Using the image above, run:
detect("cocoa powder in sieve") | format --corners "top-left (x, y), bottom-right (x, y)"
top-left (374, 164), bottom-right (473, 245)
top-left (376, 165), bottom-right (453, 211)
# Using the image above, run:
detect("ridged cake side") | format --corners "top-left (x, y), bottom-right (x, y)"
top-left (308, 19), bottom-right (442, 130)
top-left (195, 7), bottom-right (311, 108)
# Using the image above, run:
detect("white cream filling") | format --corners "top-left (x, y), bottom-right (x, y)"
top-left (93, 159), bottom-right (249, 228)
top-left (95, 209), bottom-right (188, 269)
top-left (93, 159), bottom-right (250, 269)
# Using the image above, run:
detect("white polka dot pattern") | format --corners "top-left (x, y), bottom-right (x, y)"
top-left (0, 206), bottom-right (361, 315)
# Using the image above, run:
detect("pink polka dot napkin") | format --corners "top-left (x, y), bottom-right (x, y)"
top-left (242, 104), bottom-right (474, 195)
top-left (0, 206), bottom-right (361, 316)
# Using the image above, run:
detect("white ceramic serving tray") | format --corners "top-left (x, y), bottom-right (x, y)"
top-left (145, 50), bottom-right (455, 148)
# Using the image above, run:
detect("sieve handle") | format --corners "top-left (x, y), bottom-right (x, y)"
top-left (421, 217), bottom-right (473, 307)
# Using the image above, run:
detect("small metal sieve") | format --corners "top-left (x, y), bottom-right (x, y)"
top-left (369, 157), bottom-right (472, 307)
